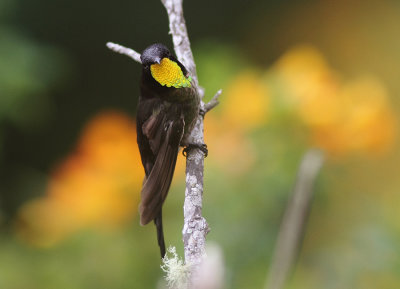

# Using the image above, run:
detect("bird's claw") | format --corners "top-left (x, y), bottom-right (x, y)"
top-left (182, 143), bottom-right (208, 157)
top-left (199, 108), bottom-right (206, 118)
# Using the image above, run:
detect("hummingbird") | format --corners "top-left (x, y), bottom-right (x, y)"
top-left (136, 43), bottom-right (202, 257)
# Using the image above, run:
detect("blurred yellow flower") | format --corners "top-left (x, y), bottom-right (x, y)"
top-left (203, 70), bottom-right (269, 174)
top-left (274, 45), bottom-right (339, 108)
top-left (310, 78), bottom-right (397, 156)
top-left (222, 70), bottom-right (269, 131)
top-left (338, 78), bottom-right (397, 154)
top-left (15, 111), bottom-right (143, 247)
top-left (205, 114), bottom-right (256, 175)
top-left (273, 45), bottom-right (397, 157)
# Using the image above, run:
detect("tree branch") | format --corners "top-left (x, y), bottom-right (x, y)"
top-left (161, 0), bottom-right (199, 88)
top-left (107, 0), bottom-right (221, 280)
top-left (203, 89), bottom-right (222, 114)
top-left (160, 0), bottom-right (212, 276)
top-left (265, 148), bottom-right (324, 289)
top-left (161, 0), bottom-right (221, 274)
top-left (106, 42), bottom-right (141, 63)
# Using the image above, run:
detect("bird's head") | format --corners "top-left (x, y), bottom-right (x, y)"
top-left (141, 43), bottom-right (192, 88)
top-left (140, 43), bottom-right (171, 66)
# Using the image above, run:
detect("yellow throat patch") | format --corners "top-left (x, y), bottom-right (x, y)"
top-left (150, 58), bottom-right (192, 88)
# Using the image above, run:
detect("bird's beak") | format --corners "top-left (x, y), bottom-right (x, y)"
top-left (154, 57), bottom-right (161, 64)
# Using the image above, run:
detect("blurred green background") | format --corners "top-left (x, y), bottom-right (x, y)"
top-left (1, 0), bottom-right (400, 288)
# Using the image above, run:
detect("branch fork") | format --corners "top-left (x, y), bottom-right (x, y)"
top-left (107, 0), bottom-right (221, 281)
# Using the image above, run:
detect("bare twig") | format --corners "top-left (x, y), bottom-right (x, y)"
top-left (265, 149), bottom-right (324, 289)
top-left (204, 89), bottom-right (222, 114)
top-left (106, 42), bottom-right (142, 63)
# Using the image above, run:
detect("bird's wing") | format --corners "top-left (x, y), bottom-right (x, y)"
top-left (138, 105), bottom-right (184, 225)
top-left (142, 108), bottom-right (167, 157)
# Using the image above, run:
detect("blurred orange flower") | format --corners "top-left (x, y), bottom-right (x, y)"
top-left (274, 45), bottom-right (339, 109)
top-left (204, 70), bottom-right (268, 174)
top-left (16, 111), bottom-right (144, 247)
top-left (311, 78), bottom-right (397, 155)
top-left (205, 114), bottom-right (256, 175)
top-left (273, 45), bottom-right (397, 157)
top-left (222, 70), bottom-right (269, 131)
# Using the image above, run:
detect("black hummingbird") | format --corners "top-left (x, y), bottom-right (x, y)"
top-left (136, 43), bottom-right (202, 258)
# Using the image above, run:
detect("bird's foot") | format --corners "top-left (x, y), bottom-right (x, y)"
top-left (199, 108), bottom-right (206, 117)
top-left (182, 143), bottom-right (208, 157)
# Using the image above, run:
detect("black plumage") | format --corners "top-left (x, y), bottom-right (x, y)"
top-left (136, 43), bottom-right (199, 258)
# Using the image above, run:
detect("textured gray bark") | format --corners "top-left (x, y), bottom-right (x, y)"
top-left (161, 0), bottom-right (222, 273)
top-left (161, 0), bottom-right (199, 87)
top-left (107, 0), bottom-right (221, 277)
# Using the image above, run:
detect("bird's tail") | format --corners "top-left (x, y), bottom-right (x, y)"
top-left (138, 117), bottom-right (184, 258)
top-left (138, 120), bottom-right (182, 225)
top-left (154, 209), bottom-right (166, 258)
